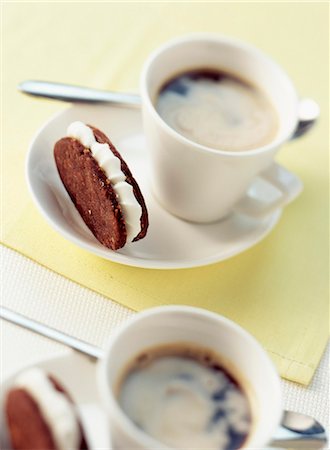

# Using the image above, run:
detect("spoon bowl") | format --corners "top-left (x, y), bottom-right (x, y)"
top-left (270, 410), bottom-right (327, 449)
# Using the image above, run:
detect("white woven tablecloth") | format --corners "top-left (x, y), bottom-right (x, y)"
top-left (1, 245), bottom-right (329, 436)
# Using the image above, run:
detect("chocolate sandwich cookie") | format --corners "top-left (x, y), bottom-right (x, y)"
top-left (5, 368), bottom-right (89, 450)
top-left (54, 121), bottom-right (148, 250)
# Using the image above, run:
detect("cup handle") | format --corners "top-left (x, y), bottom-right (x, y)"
top-left (233, 163), bottom-right (303, 219)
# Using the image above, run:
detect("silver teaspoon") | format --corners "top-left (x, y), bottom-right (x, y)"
top-left (270, 410), bottom-right (327, 449)
top-left (18, 80), bottom-right (141, 106)
top-left (18, 80), bottom-right (319, 139)
top-left (0, 306), bottom-right (327, 449)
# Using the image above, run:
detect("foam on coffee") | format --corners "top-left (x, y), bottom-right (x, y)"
top-left (117, 343), bottom-right (252, 450)
top-left (156, 69), bottom-right (278, 152)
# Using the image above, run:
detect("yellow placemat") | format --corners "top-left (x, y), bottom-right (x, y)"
top-left (1, 2), bottom-right (329, 385)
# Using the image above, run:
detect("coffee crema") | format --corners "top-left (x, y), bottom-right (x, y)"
top-left (155, 69), bottom-right (278, 152)
top-left (117, 343), bottom-right (252, 450)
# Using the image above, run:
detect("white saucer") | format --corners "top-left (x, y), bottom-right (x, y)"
top-left (26, 104), bottom-right (282, 269)
top-left (0, 352), bottom-right (110, 450)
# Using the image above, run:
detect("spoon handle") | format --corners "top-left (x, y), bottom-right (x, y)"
top-left (18, 80), bottom-right (141, 106)
top-left (0, 306), bottom-right (103, 360)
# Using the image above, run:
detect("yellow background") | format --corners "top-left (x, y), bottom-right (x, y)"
top-left (2, 2), bottom-right (329, 384)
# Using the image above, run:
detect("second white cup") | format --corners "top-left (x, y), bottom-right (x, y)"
top-left (98, 306), bottom-right (282, 449)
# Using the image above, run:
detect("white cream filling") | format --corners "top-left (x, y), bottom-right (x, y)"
top-left (67, 121), bottom-right (142, 242)
top-left (14, 368), bottom-right (80, 450)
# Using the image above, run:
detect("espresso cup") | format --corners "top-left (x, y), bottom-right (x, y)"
top-left (140, 34), bottom-right (307, 223)
top-left (98, 305), bottom-right (282, 449)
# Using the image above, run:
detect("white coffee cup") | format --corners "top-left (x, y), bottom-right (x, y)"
top-left (98, 305), bottom-right (282, 449)
top-left (140, 34), bottom-right (306, 223)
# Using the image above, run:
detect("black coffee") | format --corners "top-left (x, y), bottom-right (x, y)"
top-left (156, 68), bottom-right (278, 152)
top-left (117, 343), bottom-right (252, 450)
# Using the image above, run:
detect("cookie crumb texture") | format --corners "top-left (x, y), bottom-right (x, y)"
top-left (6, 388), bottom-right (57, 450)
top-left (54, 126), bottom-right (148, 251)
